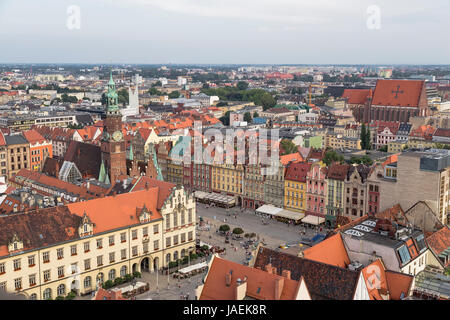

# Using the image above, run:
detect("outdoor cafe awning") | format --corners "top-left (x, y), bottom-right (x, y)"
top-left (199, 192), bottom-right (235, 205)
top-left (255, 204), bottom-right (283, 216)
top-left (178, 262), bottom-right (208, 274)
top-left (276, 210), bottom-right (305, 221)
top-left (301, 215), bottom-right (325, 225)
top-left (194, 191), bottom-right (208, 199)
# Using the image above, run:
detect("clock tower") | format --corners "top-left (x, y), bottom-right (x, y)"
top-left (100, 71), bottom-right (127, 184)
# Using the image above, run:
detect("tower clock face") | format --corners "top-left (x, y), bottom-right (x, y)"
top-left (103, 131), bottom-right (110, 140)
top-left (112, 131), bottom-right (123, 141)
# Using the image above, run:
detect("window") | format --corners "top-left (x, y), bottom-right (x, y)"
top-left (181, 212), bottom-right (185, 225)
top-left (166, 215), bottom-right (170, 229)
top-left (132, 230), bottom-right (137, 240)
top-left (108, 269), bottom-right (116, 281)
top-left (398, 245), bottom-right (412, 265)
top-left (154, 240), bottom-right (159, 251)
top-left (109, 235), bottom-right (115, 246)
top-left (71, 263), bottom-right (78, 274)
top-left (43, 270), bottom-right (50, 282)
top-left (85, 259), bottom-right (91, 270)
top-left (109, 252), bottom-right (115, 263)
top-left (132, 246), bottom-right (138, 256)
top-left (153, 225), bottom-right (159, 234)
top-left (121, 249), bottom-right (126, 260)
top-left (415, 234), bottom-right (426, 252)
top-left (0, 263), bottom-right (5, 274)
top-left (14, 278), bottom-right (22, 290)
top-left (57, 266), bottom-right (65, 278)
top-left (43, 288), bottom-right (52, 300)
top-left (143, 227), bottom-right (148, 237)
top-left (188, 231), bottom-right (193, 241)
top-left (173, 213), bottom-right (178, 227)
top-left (120, 232), bottom-right (126, 242)
top-left (30, 293), bottom-right (37, 300)
top-left (173, 235), bottom-right (179, 245)
top-left (70, 245), bottom-right (77, 256)
top-left (13, 259), bottom-right (21, 271)
top-left (0, 282), bottom-right (6, 292)
top-left (29, 274), bottom-right (36, 286)
top-left (84, 241), bottom-right (90, 252)
top-left (120, 266), bottom-right (127, 277)
top-left (84, 276), bottom-right (91, 288)
top-left (166, 237), bottom-right (171, 247)
top-left (181, 233), bottom-right (186, 243)
top-left (57, 248), bottom-right (63, 260)
top-left (97, 255), bottom-right (103, 267)
top-left (97, 238), bottom-right (103, 249)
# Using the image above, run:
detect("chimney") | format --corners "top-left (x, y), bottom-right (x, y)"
top-left (225, 273), bottom-right (232, 287)
top-left (274, 278), bottom-right (284, 300)
top-left (86, 181), bottom-right (90, 190)
top-left (282, 270), bottom-right (291, 280)
top-left (265, 264), bottom-right (272, 274)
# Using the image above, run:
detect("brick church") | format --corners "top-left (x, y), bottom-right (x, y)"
top-left (346, 80), bottom-right (431, 124)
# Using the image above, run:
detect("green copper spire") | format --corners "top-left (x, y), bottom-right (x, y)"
top-left (106, 70), bottom-right (119, 113)
top-left (104, 172), bottom-right (111, 185)
top-left (98, 159), bottom-right (106, 183)
top-left (128, 143), bottom-right (134, 161)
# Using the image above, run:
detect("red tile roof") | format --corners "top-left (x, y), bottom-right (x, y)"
top-left (284, 162), bottom-right (311, 182)
top-left (302, 233), bottom-right (350, 268)
top-left (200, 255), bottom-right (300, 300)
top-left (342, 89), bottom-right (373, 105)
top-left (23, 129), bottom-right (46, 144)
top-left (372, 80), bottom-right (425, 107)
top-left (426, 227), bottom-right (450, 266)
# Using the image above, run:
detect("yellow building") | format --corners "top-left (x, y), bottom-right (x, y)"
top-left (211, 163), bottom-right (244, 198)
top-left (388, 140), bottom-right (408, 153)
top-left (325, 132), bottom-right (361, 150)
top-left (0, 184), bottom-right (196, 300)
top-left (284, 162), bottom-right (311, 213)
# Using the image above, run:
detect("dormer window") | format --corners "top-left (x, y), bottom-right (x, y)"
top-left (8, 234), bottom-right (24, 253)
top-left (78, 212), bottom-right (93, 237)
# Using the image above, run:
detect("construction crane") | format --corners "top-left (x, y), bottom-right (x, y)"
top-left (308, 82), bottom-right (325, 107)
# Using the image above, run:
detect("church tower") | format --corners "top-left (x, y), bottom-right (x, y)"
top-left (100, 71), bottom-right (127, 184)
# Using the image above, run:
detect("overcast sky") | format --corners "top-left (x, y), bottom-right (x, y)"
top-left (0, 0), bottom-right (449, 64)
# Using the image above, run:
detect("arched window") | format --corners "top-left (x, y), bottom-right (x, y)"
top-left (84, 276), bottom-right (91, 288)
top-left (43, 288), bottom-right (52, 300)
top-left (120, 266), bottom-right (127, 277)
top-left (181, 249), bottom-right (186, 258)
top-left (173, 251), bottom-right (179, 261)
top-left (166, 253), bottom-right (171, 263)
top-left (108, 269), bottom-right (116, 281)
top-left (30, 293), bottom-right (37, 300)
top-left (57, 284), bottom-right (66, 296)
top-left (97, 273), bottom-right (104, 284)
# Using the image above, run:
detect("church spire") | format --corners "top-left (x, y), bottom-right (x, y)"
top-left (106, 70), bottom-right (119, 113)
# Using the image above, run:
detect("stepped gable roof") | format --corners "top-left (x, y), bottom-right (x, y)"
top-left (253, 247), bottom-right (360, 300)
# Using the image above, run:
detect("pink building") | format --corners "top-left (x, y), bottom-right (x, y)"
top-left (306, 163), bottom-right (327, 217)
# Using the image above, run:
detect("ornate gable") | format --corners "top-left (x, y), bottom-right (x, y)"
top-left (78, 212), bottom-right (94, 237)
top-left (8, 234), bottom-right (24, 253)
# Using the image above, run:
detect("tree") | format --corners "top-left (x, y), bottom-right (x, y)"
top-left (219, 224), bottom-right (230, 233)
top-left (101, 93), bottom-right (107, 105)
top-left (280, 139), bottom-right (298, 155)
top-left (61, 93), bottom-right (78, 103)
top-left (349, 156), bottom-right (373, 166)
top-left (378, 145), bottom-right (388, 152)
top-left (233, 227), bottom-right (244, 237)
top-left (168, 91), bottom-right (180, 99)
top-left (253, 111), bottom-right (259, 118)
top-left (360, 124), bottom-right (367, 150)
top-left (237, 81), bottom-right (249, 90)
top-left (148, 87), bottom-right (162, 95)
top-left (323, 150), bottom-right (345, 166)
top-left (219, 111), bottom-right (231, 126)
top-left (117, 88), bottom-right (129, 105)
top-left (243, 112), bottom-right (252, 123)
top-left (152, 80), bottom-right (162, 87)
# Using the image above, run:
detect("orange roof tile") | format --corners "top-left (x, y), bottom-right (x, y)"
top-left (372, 80), bottom-right (424, 107)
top-left (302, 233), bottom-right (350, 268)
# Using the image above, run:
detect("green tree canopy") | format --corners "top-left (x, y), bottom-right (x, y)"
top-left (323, 150), bottom-right (345, 166)
top-left (237, 81), bottom-right (249, 90)
top-left (253, 111), bottom-right (259, 118)
top-left (280, 139), bottom-right (298, 155)
top-left (233, 227), bottom-right (244, 235)
top-left (168, 91), bottom-right (180, 99)
top-left (148, 87), bottom-right (163, 95)
top-left (117, 88), bottom-right (129, 105)
top-left (219, 224), bottom-right (230, 232)
top-left (219, 111), bottom-right (231, 126)
top-left (243, 112), bottom-right (252, 123)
